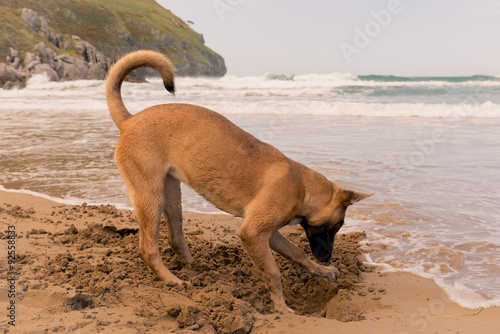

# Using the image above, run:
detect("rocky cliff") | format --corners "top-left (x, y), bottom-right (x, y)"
top-left (0, 0), bottom-right (226, 89)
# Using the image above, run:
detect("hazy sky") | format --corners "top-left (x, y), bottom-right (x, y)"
top-left (157, 0), bottom-right (500, 76)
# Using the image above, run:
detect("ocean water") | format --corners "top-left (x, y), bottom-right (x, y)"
top-left (0, 73), bottom-right (499, 309)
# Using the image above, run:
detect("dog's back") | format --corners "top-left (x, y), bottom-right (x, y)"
top-left (106, 51), bottom-right (295, 216)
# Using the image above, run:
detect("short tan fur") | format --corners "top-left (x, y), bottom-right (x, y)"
top-left (105, 50), bottom-right (372, 313)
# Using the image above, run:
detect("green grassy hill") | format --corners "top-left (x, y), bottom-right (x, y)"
top-left (0, 0), bottom-right (226, 76)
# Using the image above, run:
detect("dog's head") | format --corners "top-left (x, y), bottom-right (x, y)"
top-left (300, 188), bottom-right (373, 262)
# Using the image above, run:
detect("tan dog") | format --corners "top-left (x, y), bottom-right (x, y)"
top-left (105, 50), bottom-right (372, 313)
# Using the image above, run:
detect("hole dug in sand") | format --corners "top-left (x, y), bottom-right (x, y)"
top-left (10, 203), bottom-right (370, 333)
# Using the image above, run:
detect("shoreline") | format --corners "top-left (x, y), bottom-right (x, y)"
top-left (0, 190), bottom-right (498, 333)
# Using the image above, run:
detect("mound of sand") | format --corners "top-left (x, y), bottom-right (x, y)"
top-left (2, 192), bottom-right (496, 333)
top-left (1, 198), bottom-right (373, 333)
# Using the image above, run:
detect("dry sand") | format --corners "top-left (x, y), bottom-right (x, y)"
top-left (0, 190), bottom-right (498, 333)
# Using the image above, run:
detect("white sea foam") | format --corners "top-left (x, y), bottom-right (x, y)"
top-left (196, 100), bottom-right (500, 118)
top-left (0, 185), bottom-right (133, 210)
top-left (3, 73), bottom-right (499, 118)
top-left (366, 264), bottom-right (500, 309)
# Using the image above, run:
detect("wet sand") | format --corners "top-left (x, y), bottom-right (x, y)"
top-left (0, 190), bottom-right (498, 333)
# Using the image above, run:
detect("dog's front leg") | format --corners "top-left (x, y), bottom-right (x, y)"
top-left (269, 230), bottom-right (340, 281)
top-left (237, 219), bottom-right (294, 314)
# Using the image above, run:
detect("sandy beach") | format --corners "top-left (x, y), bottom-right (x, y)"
top-left (0, 190), bottom-right (498, 333)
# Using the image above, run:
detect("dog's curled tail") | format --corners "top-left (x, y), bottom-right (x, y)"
top-left (105, 50), bottom-right (175, 130)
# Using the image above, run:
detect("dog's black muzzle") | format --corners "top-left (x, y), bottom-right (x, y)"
top-left (300, 221), bottom-right (341, 262)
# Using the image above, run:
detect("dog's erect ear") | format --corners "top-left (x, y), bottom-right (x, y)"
top-left (343, 190), bottom-right (374, 206)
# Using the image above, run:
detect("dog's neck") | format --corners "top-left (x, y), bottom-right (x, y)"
top-left (294, 162), bottom-right (335, 220)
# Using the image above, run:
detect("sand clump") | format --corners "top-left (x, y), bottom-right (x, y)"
top-left (1, 201), bottom-right (371, 333)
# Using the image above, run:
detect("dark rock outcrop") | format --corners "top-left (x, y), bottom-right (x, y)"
top-left (0, 1), bottom-right (226, 89)
top-left (2, 38), bottom-right (114, 89)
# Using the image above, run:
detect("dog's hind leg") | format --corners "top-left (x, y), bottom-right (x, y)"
top-left (117, 152), bottom-right (184, 285)
top-left (269, 230), bottom-right (340, 281)
top-left (163, 173), bottom-right (194, 264)
top-left (134, 187), bottom-right (184, 286)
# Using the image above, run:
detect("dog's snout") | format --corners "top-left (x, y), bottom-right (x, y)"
top-left (305, 228), bottom-right (336, 262)
top-left (311, 237), bottom-right (334, 262)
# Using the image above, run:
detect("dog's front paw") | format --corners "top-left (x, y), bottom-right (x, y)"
top-left (311, 265), bottom-right (340, 281)
top-left (326, 266), bottom-right (341, 281)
